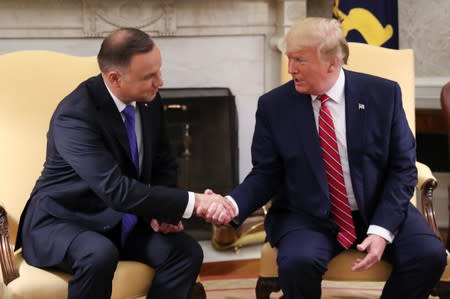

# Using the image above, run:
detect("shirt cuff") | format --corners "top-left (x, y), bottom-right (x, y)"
top-left (225, 195), bottom-right (239, 216)
top-left (367, 225), bottom-right (394, 243)
top-left (182, 191), bottom-right (195, 218)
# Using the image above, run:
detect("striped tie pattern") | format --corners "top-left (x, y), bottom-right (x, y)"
top-left (318, 94), bottom-right (356, 249)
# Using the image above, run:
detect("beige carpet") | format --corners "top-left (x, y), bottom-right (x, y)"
top-left (202, 277), bottom-right (439, 299)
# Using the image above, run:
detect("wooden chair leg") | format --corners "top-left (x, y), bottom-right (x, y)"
top-left (0, 205), bottom-right (19, 285)
top-left (431, 280), bottom-right (450, 299)
top-left (191, 281), bottom-right (206, 299)
top-left (256, 276), bottom-right (281, 299)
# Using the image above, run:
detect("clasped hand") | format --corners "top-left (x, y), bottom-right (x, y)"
top-left (194, 189), bottom-right (236, 225)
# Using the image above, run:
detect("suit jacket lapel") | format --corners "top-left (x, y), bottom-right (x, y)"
top-left (90, 75), bottom-right (136, 173)
top-left (290, 89), bottom-right (329, 196)
top-left (344, 70), bottom-right (367, 209)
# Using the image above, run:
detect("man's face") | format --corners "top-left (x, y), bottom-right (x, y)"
top-left (118, 46), bottom-right (163, 103)
top-left (286, 46), bottom-right (333, 95)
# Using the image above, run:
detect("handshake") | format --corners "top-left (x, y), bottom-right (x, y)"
top-left (194, 189), bottom-right (237, 225)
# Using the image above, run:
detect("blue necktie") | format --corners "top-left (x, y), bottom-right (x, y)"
top-left (121, 105), bottom-right (139, 247)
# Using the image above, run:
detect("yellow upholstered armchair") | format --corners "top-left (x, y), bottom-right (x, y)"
top-left (0, 51), bottom-right (206, 299)
top-left (255, 42), bottom-right (450, 299)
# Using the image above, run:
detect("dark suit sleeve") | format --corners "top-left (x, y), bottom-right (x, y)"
top-left (52, 99), bottom-right (188, 224)
top-left (370, 82), bottom-right (417, 234)
top-left (230, 95), bottom-right (284, 224)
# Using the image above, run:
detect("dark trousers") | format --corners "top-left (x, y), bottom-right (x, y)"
top-left (56, 221), bottom-right (203, 299)
top-left (276, 210), bottom-right (447, 299)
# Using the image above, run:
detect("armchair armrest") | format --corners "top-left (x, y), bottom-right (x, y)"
top-left (416, 161), bottom-right (440, 238)
top-left (0, 205), bottom-right (19, 285)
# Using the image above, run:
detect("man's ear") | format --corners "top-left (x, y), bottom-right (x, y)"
top-left (105, 70), bottom-right (121, 87)
top-left (328, 56), bottom-right (340, 73)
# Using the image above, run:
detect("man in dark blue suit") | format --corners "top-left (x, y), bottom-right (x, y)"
top-left (219, 17), bottom-right (446, 298)
top-left (15, 28), bottom-right (234, 299)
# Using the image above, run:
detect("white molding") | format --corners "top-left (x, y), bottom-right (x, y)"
top-left (82, 0), bottom-right (177, 37)
top-left (0, 0), bottom-right (281, 38)
top-left (416, 76), bottom-right (450, 109)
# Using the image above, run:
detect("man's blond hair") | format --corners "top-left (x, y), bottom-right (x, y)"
top-left (285, 17), bottom-right (349, 65)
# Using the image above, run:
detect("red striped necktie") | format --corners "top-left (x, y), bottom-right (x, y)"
top-left (318, 94), bottom-right (356, 249)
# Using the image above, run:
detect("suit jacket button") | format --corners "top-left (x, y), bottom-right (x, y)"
top-left (103, 225), bottom-right (111, 230)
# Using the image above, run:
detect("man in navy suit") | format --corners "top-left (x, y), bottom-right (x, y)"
top-left (218, 17), bottom-right (446, 298)
top-left (16, 28), bottom-right (234, 299)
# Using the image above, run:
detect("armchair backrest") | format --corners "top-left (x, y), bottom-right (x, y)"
top-left (343, 42), bottom-right (415, 134)
top-left (0, 51), bottom-right (99, 244)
